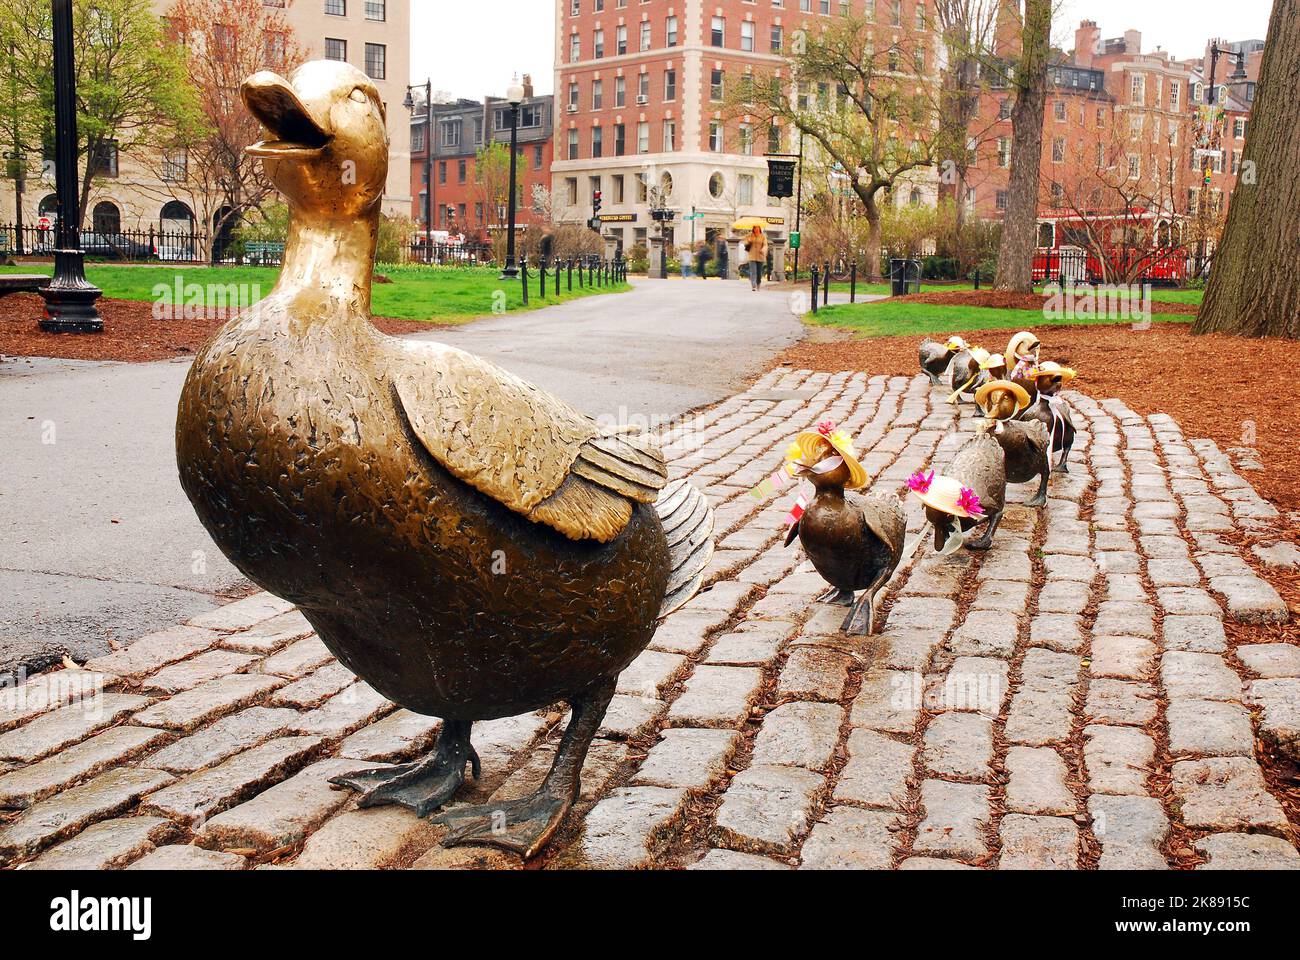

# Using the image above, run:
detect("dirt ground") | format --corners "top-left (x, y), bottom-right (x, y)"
top-left (896, 288), bottom-right (1200, 315)
top-left (0, 293), bottom-right (434, 363)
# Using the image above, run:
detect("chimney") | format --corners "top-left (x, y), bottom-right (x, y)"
top-left (522, 74), bottom-right (534, 99)
top-left (1074, 20), bottom-right (1100, 68)
top-left (1124, 29), bottom-right (1141, 54)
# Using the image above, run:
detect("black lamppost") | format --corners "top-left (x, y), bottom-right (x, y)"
top-left (1195, 45), bottom-right (1248, 275)
top-left (499, 77), bottom-right (524, 280)
top-left (403, 80), bottom-right (433, 263)
top-left (38, 0), bottom-right (101, 332)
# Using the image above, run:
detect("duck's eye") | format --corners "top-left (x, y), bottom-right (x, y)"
top-left (350, 88), bottom-right (367, 103)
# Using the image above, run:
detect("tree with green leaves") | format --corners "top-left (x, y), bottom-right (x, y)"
top-left (0, 0), bottom-right (199, 228)
top-left (736, 12), bottom-right (941, 280)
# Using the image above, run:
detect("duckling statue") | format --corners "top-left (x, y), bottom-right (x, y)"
top-left (1006, 331), bottom-right (1042, 381)
top-left (974, 380), bottom-right (1050, 508)
top-left (910, 433), bottom-right (1006, 552)
top-left (174, 61), bottom-right (715, 859)
top-left (919, 336), bottom-right (967, 386)
top-left (947, 346), bottom-right (990, 404)
top-left (1023, 361), bottom-right (1078, 473)
top-left (781, 424), bottom-right (905, 635)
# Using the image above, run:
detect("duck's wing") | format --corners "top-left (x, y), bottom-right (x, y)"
top-left (857, 491), bottom-right (907, 558)
top-left (392, 343), bottom-right (666, 542)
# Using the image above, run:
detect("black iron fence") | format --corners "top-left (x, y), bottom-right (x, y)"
top-left (406, 240), bottom-right (492, 266)
top-left (0, 222), bottom-right (210, 262)
top-left (1031, 247), bottom-right (1195, 286)
top-left (516, 256), bottom-right (627, 306)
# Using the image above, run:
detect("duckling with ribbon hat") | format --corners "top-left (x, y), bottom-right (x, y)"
top-left (975, 379), bottom-right (1051, 508)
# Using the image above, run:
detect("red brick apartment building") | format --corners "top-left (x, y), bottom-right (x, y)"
top-left (551, 0), bottom-right (939, 253)
top-left (408, 78), bottom-right (554, 242)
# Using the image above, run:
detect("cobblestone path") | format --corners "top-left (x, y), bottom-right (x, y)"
top-left (2, 369), bottom-right (1297, 870)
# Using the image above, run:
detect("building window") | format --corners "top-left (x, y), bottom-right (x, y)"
top-left (663, 119), bottom-right (676, 152)
top-left (592, 79), bottom-right (602, 109)
top-left (767, 124), bottom-right (782, 153)
top-left (616, 25), bottom-right (627, 55)
top-left (637, 121), bottom-right (649, 153)
top-left (324, 37), bottom-right (346, 61)
top-left (325, 0), bottom-right (344, 15)
top-left (664, 69), bottom-right (676, 101)
top-left (438, 160), bottom-right (446, 184)
top-left (569, 81), bottom-right (579, 109)
top-left (440, 118), bottom-right (461, 148)
top-left (708, 171), bottom-right (724, 199)
top-left (710, 16), bottom-right (724, 47)
top-left (709, 120), bottom-right (723, 152)
top-left (570, 33), bottom-right (580, 62)
top-left (566, 177), bottom-right (578, 205)
top-left (738, 123), bottom-right (752, 155)
top-left (92, 200), bottom-right (120, 234)
top-left (593, 29), bottom-right (604, 58)
top-left (364, 42), bottom-right (385, 79)
top-left (91, 140), bottom-right (119, 177)
top-left (1169, 81), bottom-right (1179, 109)
top-left (638, 72), bottom-right (649, 101)
top-left (738, 174), bottom-right (753, 206)
top-left (997, 137), bottom-right (1010, 168)
top-left (1127, 154), bottom-right (1140, 179)
top-left (591, 126), bottom-right (602, 157)
top-left (1130, 73), bottom-right (1145, 104)
top-left (162, 148), bottom-right (187, 181)
top-left (1051, 137), bottom-right (1064, 162)
top-left (411, 126), bottom-right (425, 152)
top-left (457, 159), bottom-right (466, 183)
top-left (615, 76), bottom-right (625, 107)
top-left (771, 24), bottom-right (783, 53)
top-left (710, 69), bottom-right (724, 101)
top-left (567, 129), bottom-right (579, 160)
top-left (740, 21), bottom-right (754, 52)
top-left (998, 98), bottom-right (1010, 120)
top-left (365, 0), bottom-right (384, 20)
top-left (519, 104), bottom-right (543, 128)
top-left (1053, 100), bottom-right (1065, 121)
top-left (666, 15), bottom-right (677, 46)
top-left (640, 21), bottom-right (651, 51)
top-left (995, 190), bottom-right (1007, 212)
top-left (614, 123), bottom-right (625, 156)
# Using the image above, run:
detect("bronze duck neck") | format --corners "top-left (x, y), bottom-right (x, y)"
top-left (274, 206), bottom-right (380, 321)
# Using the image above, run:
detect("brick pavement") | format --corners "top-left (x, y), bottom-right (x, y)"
top-left (2, 368), bottom-right (1297, 870)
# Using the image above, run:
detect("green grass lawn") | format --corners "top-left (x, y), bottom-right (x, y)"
top-left (808, 300), bottom-right (1186, 338)
top-left (0, 263), bottom-right (629, 324)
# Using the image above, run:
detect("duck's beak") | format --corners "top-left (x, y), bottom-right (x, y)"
top-left (242, 71), bottom-right (332, 159)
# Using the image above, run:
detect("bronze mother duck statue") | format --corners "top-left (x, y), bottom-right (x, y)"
top-left (175, 61), bottom-right (714, 858)
top-left (782, 424), bottom-right (905, 635)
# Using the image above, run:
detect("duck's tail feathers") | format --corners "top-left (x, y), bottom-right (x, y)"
top-left (655, 479), bottom-right (715, 619)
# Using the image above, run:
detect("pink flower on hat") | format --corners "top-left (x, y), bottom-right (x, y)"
top-left (958, 486), bottom-right (984, 517)
top-left (817, 420), bottom-right (836, 436)
top-left (908, 469), bottom-right (934, 494)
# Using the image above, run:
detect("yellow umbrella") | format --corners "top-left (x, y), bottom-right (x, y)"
top-left (731, 217), bottom-right (768, 232)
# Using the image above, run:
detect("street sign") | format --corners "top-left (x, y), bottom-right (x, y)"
top-left (767, 159), bottom-right (797, 199)
top-left (683, 212), bottom-right (704, 221)
top-left (789, 231), bottom-right (801, 250)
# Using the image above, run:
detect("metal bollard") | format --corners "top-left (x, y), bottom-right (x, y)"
top-left (810, 264), bottom-right (820, 313)
top-left (520, 259), bottom-right (528, 306)
top-left (567, 259), bottom-right (573, 291)
top-left (823, 262), bottom-right (830, 302)
top-left (850, 262), bottom-right (857, 304)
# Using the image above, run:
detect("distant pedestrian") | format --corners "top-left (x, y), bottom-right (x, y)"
top-left (743, 226), bottom-right (767, 291)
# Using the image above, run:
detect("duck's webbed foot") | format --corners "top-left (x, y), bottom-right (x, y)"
top-left (433, 677), bottom-right (616, 860)
top-left (1054, 449), bottom-right (1072, 473)
top-left (965, 510), bottom-right (1004, 551)
top-left (841, 570), bottom-right (891, 635)
top-left (1024, 471), bottom-right (1049, 508)
top-left (816, 585), bottom-right (855, 605)
top-left (330, 718), bottom-right (478, 817)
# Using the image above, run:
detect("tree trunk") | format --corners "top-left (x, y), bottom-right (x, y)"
top-left (993, 0), bottom-right (1051, 292)
top-left (864, 192), bottom-right (883, 281)
top-left (1193, 0), bottom-right (1300, 338)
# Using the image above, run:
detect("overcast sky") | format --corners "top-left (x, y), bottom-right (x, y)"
top-left (408, 0), bottom-right (1276, 95)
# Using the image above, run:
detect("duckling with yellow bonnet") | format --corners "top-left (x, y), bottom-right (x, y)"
top-left (1022, 361), bottom-right (1078, 473)
top-left (782, 422), bottom-right (905, 635)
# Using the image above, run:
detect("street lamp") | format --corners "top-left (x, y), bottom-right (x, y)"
top-left (38, 0), bottom-right (101, 332)
top-left (1194, 45), bottom-right (1248, 276)
top-left (404, 80), bottom-right (433, 263)
top-left (499, 76), bottom-right (525, 280)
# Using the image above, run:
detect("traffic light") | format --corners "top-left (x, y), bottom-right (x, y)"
top-left (593, 189), bottom-right (603, 217)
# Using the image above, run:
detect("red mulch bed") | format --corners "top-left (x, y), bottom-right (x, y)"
top-left (0, 293), bottom-right (434, 363)
top-left (897, 288), bottom-right (1199, 315)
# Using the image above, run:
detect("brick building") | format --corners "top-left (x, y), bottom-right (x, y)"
top-left (408, 79), bottom-right (554, 243)
top-left (550, 0), bottom-right (940, 255)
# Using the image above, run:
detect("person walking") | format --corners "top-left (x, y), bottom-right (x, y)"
top-left (743, 225), bottom-right (768, 291)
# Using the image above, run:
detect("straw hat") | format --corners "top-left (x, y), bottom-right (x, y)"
top-left (907, 470), bottom-right (986, 519)
top-left (975, 379), bottom-right (1032, 416)
top-left (944, 336), bottom-right (970, 352)
top-left (968, 346), bottom-right (991, 366)
top-left (979, 352), bottom-right (1006, 371)
top-left (1006, 331), bottom-right (1041, 362)
top-left (787, 421), bottom-right (870, 489)
top-left (1030, 361), bottom-right (1077, 386)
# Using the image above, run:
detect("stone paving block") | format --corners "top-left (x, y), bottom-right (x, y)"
top-left (0, 767), bottom-right (175, 860)
top-left (287, 682), bottom-right (393, 739)
top-left (0, 693), bottom-right (150, 762)
top-left (903, 560), bottom-right (969, 596)
top-left (188, 593), bottom-right (296, 632)
top-left (220, 611), bottom-right (315, 654)
top-left (799, 807), bottom-right (900, 870)
top-left (1005, 746), bottom-right (1075, 816)
top-left (129, 844), bottom-right (248, 870)
top-left (0, 725), bottom-right (168, 808)
top-left (1005, 686), bottom-right (1074, 746)
top-left (834, 728), bottom-right (913, 810)
top-left (1171, 757), bottom-right (1288, 832)
top-left (142, 650), bottom-right (261, 693)
top-left (1084, 725), bottom-right (1154, 796)
top-left (1103, 575), bottom-right (1149, 604)
top-left (650, 608), bottom-right (728, 657)
top-left (1036, 580), bottom-right (1090, 615)
top-left (1029, 615), bottom-right (1085, 654)
top-left (1245, 679), bottom-right (1300, 762)
top-left (25, 815), bottom-right (176, 870)
top-left (1021, 648), bottom-right (1083, 689)
top-left (912, 779), bottom-right (990, 860)
top-left (1158, 587), bottom-right (1223, 617)
top-left (1162, 615), bottom-right (1227, 653)
top-left (1146, 558), bottom-right (1202, 587)
top-left (270, 662), bottom-right (358, 709)
top-left (689, 848), bottom-right (792, 870)
top-left (257, 636), bottom-right (334, 678)
top-left (551, 785), bottom-right (687, 869)
top-left (667, 666), bottom-right (762, 727)
top-left (1086, 680), bottom-right (1157, 726)
top-left (1088, 794), bottom-right (1169, 870)
top-left (1167, 700), bottom-right (1254, 758)
top-left (997, 814), bottom-right (1078, 869)
top-left (706, 630), bottom-right (784, 665)
top-left (923, 712), bottom-right (992, 780)
top-left (712, 764), bottom-right (822, 856)
top-left (336, 709), bottom-right (442, 762)
top-left (0, 669), bottom-right (108, 733)
top-left (597, 694), bottom-right (665, 740)
top-left (1095, 551), bottom-right (1140, 576)
top-left (1090, 636), bottom-right (1156, 680)
top-left (285, 805), bottom-right (442, 869)
top-left (1237, 644), bottom-right (1300, 679)
top-left (948, 610), bottom-right (1018, 660)
top-left (616, 650), bottom-right (687, 699)
top-left (145, 706), bottom-right (301, 774)
top-left (1194, 834), bottom-right (1300, 870)
top-left (751, 701), bottom-right (843, 770)
top-left (1160, 652), bottom-right (1242, 703)
top-left (632, 728), bottom-right (739, 791)
top-left (131, 674), bottom-right (284, 732)
top-left (850, 670), bottom-right (920, 734)
top-left (897, 856), bottom-right (979, 870)
top-left (776, 646), bottom-right (853, 701)
top-left (878, 628), bottom-right (944, 671)
top-left (1044, 554), bottom-right (1097, 582)
top-left (746, 591), bottom-right (810, 620)
top-left (200, 757), bottom-right (386, 852)
top-left (141, 736), bottom-right (323, 824)
top-left (84, 626), bottom-right (224, 680)
top-left (1094, 601), bottom-right (1156, 639)
top-left (888, 596), bottom-right (957, 634)
top-left (972, 579), bottom-right (1031, 614)
top-left (940, 657), bottom-right (1009, 713)
top-left (682, 580), bottom-right (752, 614)
top-left (1210, 576), bottom-right (1288, 624)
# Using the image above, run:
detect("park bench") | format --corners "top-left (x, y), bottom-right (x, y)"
top-left (0, 274), bottom-right (48, 297)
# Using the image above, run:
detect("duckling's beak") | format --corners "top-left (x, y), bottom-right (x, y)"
top-left (242, 71), bottom-right (332, 159)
